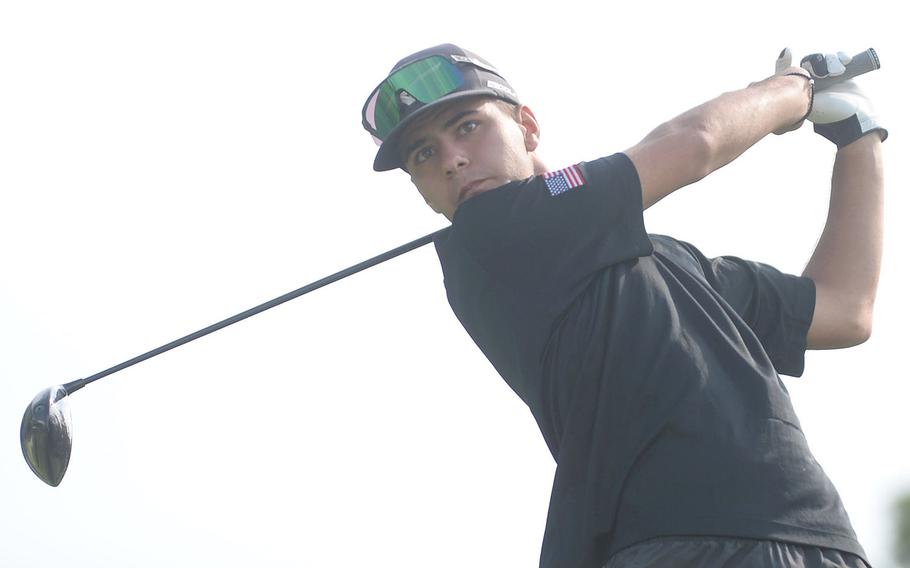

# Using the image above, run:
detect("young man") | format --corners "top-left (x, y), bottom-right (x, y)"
top-left (361, 45), bottom-right (885, 567)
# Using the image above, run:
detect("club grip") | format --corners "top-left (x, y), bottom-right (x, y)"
top-left (813, 48), bottom-right (880, 91)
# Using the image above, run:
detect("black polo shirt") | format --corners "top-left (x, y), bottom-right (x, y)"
top-left (433, 153), bottom-right (867, 568)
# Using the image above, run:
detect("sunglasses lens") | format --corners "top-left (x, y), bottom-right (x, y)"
top-left (366, 56), bottom-right (465, 140)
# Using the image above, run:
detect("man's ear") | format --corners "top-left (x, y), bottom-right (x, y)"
top-left (518, 105), bottom-right (541, 152)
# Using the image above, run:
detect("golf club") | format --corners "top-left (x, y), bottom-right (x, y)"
top-left (21, 228), bottom-right (448, 486)
top-left (809, 48), bottom-right (880, 91)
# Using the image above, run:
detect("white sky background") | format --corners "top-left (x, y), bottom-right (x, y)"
top-left (1, 2), bottom-right (907, 567)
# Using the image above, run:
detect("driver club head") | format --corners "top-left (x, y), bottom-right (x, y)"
top-left (21, 385), bottom-right (73, 486)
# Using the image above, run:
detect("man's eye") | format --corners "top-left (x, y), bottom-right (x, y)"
top-left (459, 120), bottom-right (478, 134)
top-left (414, 147), bottom-right (434, 165)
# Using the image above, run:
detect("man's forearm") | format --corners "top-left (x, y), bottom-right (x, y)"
top-left (691, 73), bottom-right (813, 174)
top-left (803, 135), bottom-right (884, 342)
top-left (630, 72), bottom-right (813, 209)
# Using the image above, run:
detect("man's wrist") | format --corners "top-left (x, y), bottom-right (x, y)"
top-left (784, 72), bottom-right (815, 123)
top-left (765, 72), bottom-right (814, 135)
top-left (836, 130), bottom-right (884, 154)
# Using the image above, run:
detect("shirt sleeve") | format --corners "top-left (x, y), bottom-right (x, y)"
top-left (678, 243), bottom-right (817, 377)
top-left (450, 153), bottom-right (654, 318)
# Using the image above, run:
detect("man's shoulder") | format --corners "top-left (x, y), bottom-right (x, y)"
top-left (577, 152), bottom-right (638, 182)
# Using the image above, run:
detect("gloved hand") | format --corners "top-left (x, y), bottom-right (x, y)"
top-left (800, 52), bottom-right (850, 81)
top-left (800, 51), bottom-right (888, 148)
top-left (772, 48), bottom-right (814, 135)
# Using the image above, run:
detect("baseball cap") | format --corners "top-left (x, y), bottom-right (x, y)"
top-left (362, 44), bottom-right (520, 172)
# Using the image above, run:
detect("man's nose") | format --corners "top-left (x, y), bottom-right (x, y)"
top-left (440, 142), bottom-right (469, 176)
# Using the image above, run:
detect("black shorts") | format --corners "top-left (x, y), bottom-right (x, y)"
top-left (602, 537), bottom-right (870, 568)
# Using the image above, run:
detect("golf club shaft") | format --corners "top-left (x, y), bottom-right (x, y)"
top-left (62, 228), bottom-right (448, 395)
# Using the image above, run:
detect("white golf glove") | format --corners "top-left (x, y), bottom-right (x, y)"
top-left (800, 51), bottom-right (888, 148)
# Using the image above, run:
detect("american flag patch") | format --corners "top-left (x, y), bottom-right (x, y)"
top-left (543, 165), bottom-right (585, 196)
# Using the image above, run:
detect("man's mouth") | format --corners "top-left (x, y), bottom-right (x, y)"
top-left (458, 179), bottom-right (489, 205)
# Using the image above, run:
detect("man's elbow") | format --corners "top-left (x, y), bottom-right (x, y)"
top-left (845, 293), bottom-right (876, 345)
top-left (657, 112), bottom-right (718, 180)
top-left (850, 309), bottom-right (874, 345)
top-left (806, 292), bottom-right (876, 349)
top-left (691, 127), bottom-right (717, 181)
top-left (695, 125), bottom-right (736, 181)
top-left (626, 123), bottom-right (715, 210)
top-left (833, 308), bottom-right (874, 348)
top-left (659, 122), bottom-right (715, 184)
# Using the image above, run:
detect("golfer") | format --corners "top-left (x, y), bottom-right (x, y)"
top-left (361, 44), bottom-right (885, 567)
